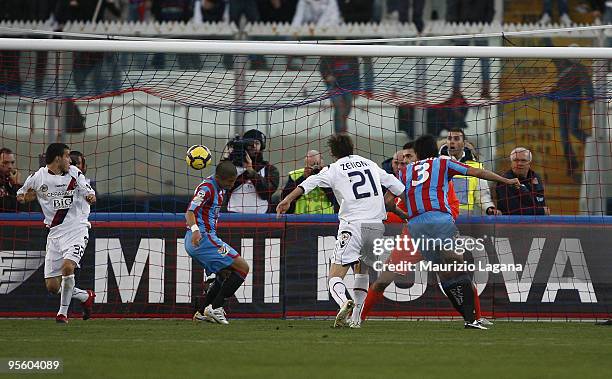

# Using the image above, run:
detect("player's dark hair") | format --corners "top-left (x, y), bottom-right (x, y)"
top-left (328, 133), bottom-right (354, 159)
top-left (448, 128), bottom-right (466, 141)
top-left (414, 135), bottom-right (439, 160)
top-left (45, 143), bottom-right (69, 165)
top-left (0, 147), bottom-right (13, 156)
top-left (403, 141), bottom-right (414, 150)
top-left (216, 160), bottom-right (238, 179)
top-left (70, 150), bottom-right (84, 166)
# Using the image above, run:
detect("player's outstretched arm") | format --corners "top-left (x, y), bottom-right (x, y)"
top-left (85, 193), bottom-right (96, 204)
top-left (76, 170), bottom-right (96, 204)
top-left (467, 167), bottom-right (521, 189)
top-left (276, 186), bottom-right (305, 215)
top-left (384, 191), bottom-right (408, 221)
top-left (16, 188), bottom-right (37, 203)
top-left (16, 173), bottom-right (38, 203)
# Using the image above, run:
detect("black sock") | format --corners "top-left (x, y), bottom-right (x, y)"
top-left (442, 274), bottom-right (475, 323)
top-left (211, 271), bottom-right (245, 309)
top-left (200, 277), bottom-right (223, 313)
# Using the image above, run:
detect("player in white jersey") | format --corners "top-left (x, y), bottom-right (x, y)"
top-left (17, 143), bottom-right (96, 324)
top-left (277, 134), bottom-right (407, 328)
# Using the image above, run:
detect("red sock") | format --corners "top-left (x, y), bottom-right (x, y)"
top-left (361, 286), bottom-right (385, 321)
top-left (473, 284), bottom-right (482, 320)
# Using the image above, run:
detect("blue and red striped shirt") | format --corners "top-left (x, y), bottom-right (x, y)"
top-left (188, 177), bottom-right (223, 234)
top-left (398, 157), bottom-right (470, 220)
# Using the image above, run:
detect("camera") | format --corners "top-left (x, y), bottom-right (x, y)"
top-left (225, 137), bottom-right (256, 167)
top-left (310, 165), bottom-right (322, 175)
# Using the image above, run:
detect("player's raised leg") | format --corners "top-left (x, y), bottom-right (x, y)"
top-left (204, 256), bottom-right (250, 325)
top-left (328, 262), bottom-right (354, 328)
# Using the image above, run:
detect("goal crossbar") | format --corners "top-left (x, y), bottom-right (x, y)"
top-left (0, 38), bottom-right (611, 58)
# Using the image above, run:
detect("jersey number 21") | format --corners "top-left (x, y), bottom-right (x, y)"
top-left (348, 169), bottom-right (379, 199)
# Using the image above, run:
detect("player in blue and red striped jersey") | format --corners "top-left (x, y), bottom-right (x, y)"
top-left (185, 161), bottom-right (250, 325)
top-left (397, 135), bottom-right (520, 329)
top-left (361, 142), bottom-right (460, 321)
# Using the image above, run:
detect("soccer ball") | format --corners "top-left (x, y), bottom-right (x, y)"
top-left (186, 145), bottom-right (212, 170)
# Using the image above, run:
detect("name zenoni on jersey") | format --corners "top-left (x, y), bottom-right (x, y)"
top-left (17, 165), bottom-right (95, 237)
top-left (398, 157), bottom-right (470, 220)
top-left (187, 177), bottom-right (223, 234)
top-left (299, 155), bottom-right (404, 225)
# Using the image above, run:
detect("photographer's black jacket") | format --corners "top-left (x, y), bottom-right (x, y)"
top-left (222, 155), bottom-right (280, 213)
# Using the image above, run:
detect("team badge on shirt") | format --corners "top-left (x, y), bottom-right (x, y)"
top-left (40, 184), bottom-right (48, 192)
top-left (338, 231), bottom-right (352, 248)
top-left (218, 245), bottom-right (230, 257)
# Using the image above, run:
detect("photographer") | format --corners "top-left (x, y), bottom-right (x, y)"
top-left (0, 147), bottom-right (22, 212)
top-left (281, 150), bottom-right (338, 215)
top-left (222, 129), bottom-right (280, 213)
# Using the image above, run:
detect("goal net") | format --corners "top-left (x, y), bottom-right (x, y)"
top-left (0, 33), bottom-right (610, 320)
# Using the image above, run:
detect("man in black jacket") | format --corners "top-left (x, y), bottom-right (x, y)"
top-left (496, 147), bottom-right (550, 215)
top-left (0, 148), bottom-right (22, 212)
top-left (223, 129), bottom-right (280, 213)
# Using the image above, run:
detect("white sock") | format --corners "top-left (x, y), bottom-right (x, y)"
top-left (72, 287), bottom-right (89, 303)
top-left (58, 275), bottom-right (75, 316)
top-left (352, 274), bottom-right (369, 323)
top-left (328, 277), bottom-right (349, 307)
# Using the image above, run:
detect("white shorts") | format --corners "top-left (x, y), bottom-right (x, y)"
top-left (44, 229), bottom-right (89, 278)
top-left (332, 222), bottom-right (385, 266)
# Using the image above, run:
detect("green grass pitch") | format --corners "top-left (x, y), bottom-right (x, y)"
top-left (1, 319), bottom-right (611, 378)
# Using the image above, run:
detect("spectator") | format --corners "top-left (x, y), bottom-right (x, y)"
top-left (0, 148), bottom-right (22, 212)
top-left (447, 0), bottom-right (494, 99)
top-left (257, 0), bottom-right (297, 23)
top-left (381, 149), bottom-right (407, 176)
top-left (228, 0), bottom-right (259, 24)
top-left (151, 0), bottom-right (196, 69)
top-left (385, 142), bottom-right (415, 223)
top-left (199, 0), bottom-right (226, 22)
top-left (0, 0), bottom-right (32, 95)
top-left (338, 0), bottom-right (372, 23)
top-left (589, 1), bottom-right (612, 26)
top-left (292, 0), bottom-right (341, 27)
top-left (281, 150), bottom-right (338, 214)
top-left (439, 128), bottom-right (501, 216)
top-left (496, 147), bottom-right (550, 215)
top-left (223, 129), bottom-right (280, 213)
top-left (151, 0), bottom-right (193, 21)
top-left (386, 0), bottom-right (425, 34)
top-left (24, 0), bottom-right (56, 96)
top-left (55, 0), bottom-right (122, 96)
top-left (55, 0), bottom-right (121, 24)
top-left (320, 56), bottom-right (360, 133)
top-left (127, 0), bottom-right (149, 21)
top-left (70, 150), bottom-right (96, 191)
top-left (338, 0), bottom-right (376, 96)
top-left (551, 53), bottom-right (594, 178)
top-left (539, 0), bottom-right (571, 25)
